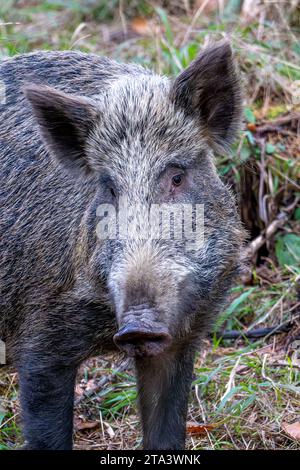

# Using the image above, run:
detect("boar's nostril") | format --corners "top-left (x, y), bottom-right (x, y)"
top-left (115, 328), bottom-right (166, 343)
top-left (113, 323), bottom-right (171, 358)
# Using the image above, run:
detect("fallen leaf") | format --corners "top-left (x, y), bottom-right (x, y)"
top-left (131, 17), bottom-right (152, 36)
top-left (75, 384), bottom-right (84, 397)
top-left (186, 421), bottom-right (217, 436)
top-left (85, 379), bottom-right (96, 392)
top-left (241, 0), bottom-right (261, 21)
top-left (282, 421), bottom-right (300, 441)
top-left (104, 421), bottom-right (115, 438)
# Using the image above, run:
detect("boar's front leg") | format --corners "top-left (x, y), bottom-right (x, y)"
top-left (18, 359), bottom-right (77, 450)
top-left (135, 344), bottom-right (195, 450)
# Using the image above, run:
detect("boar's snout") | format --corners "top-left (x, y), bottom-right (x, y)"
top-left (113, 318), bottom-right (171, 358)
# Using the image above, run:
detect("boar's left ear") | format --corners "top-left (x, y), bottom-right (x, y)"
top-left (171, 41), bottom-right (243, 154)
top-left (24, 85), bottom-right (98, 176)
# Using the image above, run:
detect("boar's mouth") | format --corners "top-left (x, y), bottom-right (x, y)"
top-left (113, 320), bottom-right (172, 358)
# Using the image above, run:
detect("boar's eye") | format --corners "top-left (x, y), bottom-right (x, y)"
top-left (172, 174), bottom-right (183, 187)
top-left (110, 188), bottom-right (116, 198)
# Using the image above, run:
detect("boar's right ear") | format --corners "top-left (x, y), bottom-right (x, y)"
top-left (171, 41), bottom-right (243, 154)
top-left (24, 85), bottom-right (98, 176)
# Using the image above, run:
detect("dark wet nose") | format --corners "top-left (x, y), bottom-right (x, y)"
top-left (113, 322), bottom-right (171, 358)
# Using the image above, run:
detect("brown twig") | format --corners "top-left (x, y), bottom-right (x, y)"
top-left (245, 212), bottom-right (288, 259)
top-left (244, 195), bottom-right (299, 260)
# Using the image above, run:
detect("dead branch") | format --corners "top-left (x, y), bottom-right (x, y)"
top-left (216, 322), bottom-right (294, 340)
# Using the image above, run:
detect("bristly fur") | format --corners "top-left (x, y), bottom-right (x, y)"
top-left (0, 44), bottom-right (246, 450)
